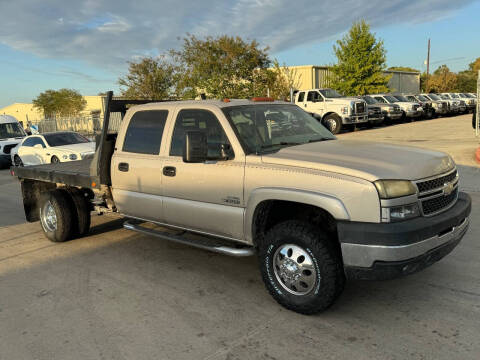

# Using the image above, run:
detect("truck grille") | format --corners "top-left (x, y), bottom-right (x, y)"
top-left (442, 103), bottom-right (447, 109)
top-left (415, 169), bottom-right (459, 216)
top-left (422, 188), bottom-right (458, 216)
top-left (355, 102), bottom-right (365, 114)
top-left (416, 170), bottom-right (457, 193)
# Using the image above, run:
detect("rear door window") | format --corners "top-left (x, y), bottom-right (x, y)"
top-left (122, 110), bottom-right (168, 154)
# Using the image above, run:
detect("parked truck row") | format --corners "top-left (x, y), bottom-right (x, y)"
top-left (294, 89), bottom-right (477, 134)
top-left (11, 92), bottom-right (471, 314)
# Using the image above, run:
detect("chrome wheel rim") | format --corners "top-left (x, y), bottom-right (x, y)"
top-left (273, 244), bottom-right (317, 295)
top-left (41, 201), bottom-right (57, 232)
top-left (326, 118), bottom-right (337, 132)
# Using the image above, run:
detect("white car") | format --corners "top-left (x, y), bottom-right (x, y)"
top-left (11, 131), bottom-right (95, 167)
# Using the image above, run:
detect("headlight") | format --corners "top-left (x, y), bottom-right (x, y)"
top-left (374, 180), bottom-right (417, 199)
top-left (69, 154), bottom-right (78, 160)
top-left (381, 203), bottom-right (420, 222)
top-left (62, 155), bottom-right (68, 159)
top-left (341, 106), bottom-right (349, 114)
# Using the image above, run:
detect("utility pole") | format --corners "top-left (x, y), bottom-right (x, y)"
top-left (426, 38), bottom-right (431, 91)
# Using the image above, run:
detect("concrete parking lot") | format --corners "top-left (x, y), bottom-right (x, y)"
top-left (0, 114), bottom-right (479, 360)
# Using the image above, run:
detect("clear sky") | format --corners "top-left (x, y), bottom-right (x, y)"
top-left (1, 0), bottom-right (479, 108)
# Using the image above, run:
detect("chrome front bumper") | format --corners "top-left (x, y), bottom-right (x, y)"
top-left (341, 217), bottom-right (469, 268)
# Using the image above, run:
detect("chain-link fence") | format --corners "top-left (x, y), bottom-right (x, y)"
top-left (29, 112), bottom-right (123, 137)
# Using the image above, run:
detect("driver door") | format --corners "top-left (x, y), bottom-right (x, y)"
top-left (162, 108), bottom-right (245, 240)
top-left (304, 91), bottom-right (324, 116)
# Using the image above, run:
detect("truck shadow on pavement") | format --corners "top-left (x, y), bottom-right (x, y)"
top-left (1, 200), bottom-right (479, 359)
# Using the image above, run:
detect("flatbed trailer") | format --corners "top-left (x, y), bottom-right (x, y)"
top-left (11, 92), bottom-right (159, 221)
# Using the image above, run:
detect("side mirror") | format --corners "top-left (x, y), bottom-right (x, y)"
top-left (183, 130), bottom-right (207, 163)
top-left (33, 144), bottom-right (44, 149)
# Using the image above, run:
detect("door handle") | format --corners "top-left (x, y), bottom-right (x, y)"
top-left (163, 166), bottom-right (176, 177)
top-left (118, 162), bottom-right (129, 172)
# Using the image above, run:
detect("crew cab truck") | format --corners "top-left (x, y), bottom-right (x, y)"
top-left (12, 92), bottom-right (472, 314)
top-left (294, 88), bottom-right (368, 134)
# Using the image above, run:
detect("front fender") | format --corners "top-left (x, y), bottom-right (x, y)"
top-left (244, 187), bottom-right (350, 243)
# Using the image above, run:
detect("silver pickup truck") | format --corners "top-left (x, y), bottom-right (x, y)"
top-left (12, 92), bottom-right (471, 314)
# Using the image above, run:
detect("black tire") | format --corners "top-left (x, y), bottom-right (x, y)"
top-left (51, 155), bottom-right (60, 164)
top-left (39, 189), bottom-right (74, 242)
top-left (14, 155), bottom-right (23, 167)
top-left (67, 188), bottom-right (91, 238)
top-left (258, 220), bottom-right (345, 314)
top-left (322, 114), bottom-right (342, 134)
top-left (400, 111), bottom-right (407, 123)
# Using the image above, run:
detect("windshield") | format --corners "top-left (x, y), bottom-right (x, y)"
top-left (362, 96), bottom-right (377, 105)
top-left (319, 89), bottom-right (343, 98)
top-left (393, 95), bottom-right (410, 102)
top-left (44, 132), bottom-right (89, 147)
top-left (0, 122), bottom-right (26, 140)
top-left (450, 94), bottom-right (459, 98)
top-left (405, 96), bottom-right (417, 102)
top-left (427, 94), bottom-right (440, 101)
top-left (222, 104), bottom-right (336, 154)
top-left (462, 93), bottom-right (473, 98)
top-left (439, 94), bottom-right (449, 100)
top-left (384, 95), bottom-right (398, 103)
top-left (417, 95), bottom-right (428, 101)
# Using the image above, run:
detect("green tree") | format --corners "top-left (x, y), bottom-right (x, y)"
top-left (265, 60), bottom-right (302, 100)
top-left (118, 57), bottom-right (177, 99)
top-left (454, 58), bottom-right (479, 93)
top-left (33, 89), bottom-right (86, 118)
top-left (171, 34), bottom-right (271, 99)
top-left (428, 65), bottom-right (457, 92)
top-left (330, 20), bottom-right (390, 95)
top-left (388, 66), bottom-right (420, 72)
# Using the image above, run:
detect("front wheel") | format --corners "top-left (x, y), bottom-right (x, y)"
top-left (258, 221), bottom-right (345, 314)
top-left (51, 155), bottom-right (60, 164)
top-left (322, 114), bottom-right (342, 134)
top-left (14, 155), bottom-right (23, 167)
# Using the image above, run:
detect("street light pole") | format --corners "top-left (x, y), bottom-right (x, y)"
top-left (476, 70), bottom-right (479, 137)
top-left (426, 39), bottom-right (430, 91)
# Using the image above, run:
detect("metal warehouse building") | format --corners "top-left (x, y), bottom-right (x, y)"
top-left (284, 65), bottom-right (420, 94)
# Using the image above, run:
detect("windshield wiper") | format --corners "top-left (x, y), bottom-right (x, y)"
top-left (259, 142), bottom-right (302, 151)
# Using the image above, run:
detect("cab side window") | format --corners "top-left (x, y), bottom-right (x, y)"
top-left (307, 91), bottom-right (320, 102)
top-left (297, 92), bottom-right (305, 102)
top-left (374, 97), bottom-right (386, 104)
top-left (122, 110), bottom-right (168, 155)
top-left (170, 109), bottom-right (232, 160)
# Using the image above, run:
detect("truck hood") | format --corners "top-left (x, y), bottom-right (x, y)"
top-left (261, 140), bottom-right (454, 182)
top-left (53, 142), bottom-right (96, 153)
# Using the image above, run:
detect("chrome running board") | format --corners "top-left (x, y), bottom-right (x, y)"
top-left (123, 220), bottom-right (255, 257)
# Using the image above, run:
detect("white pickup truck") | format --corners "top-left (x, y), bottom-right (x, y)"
top-left (294, 89), bottom-right (368, 134)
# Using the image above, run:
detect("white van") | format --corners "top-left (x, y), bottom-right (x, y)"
top-left (0, 115), bottom-right (27, 167)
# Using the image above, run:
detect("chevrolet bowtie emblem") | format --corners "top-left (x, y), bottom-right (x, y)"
top-left (443, 182), bottom-right (454, 196)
